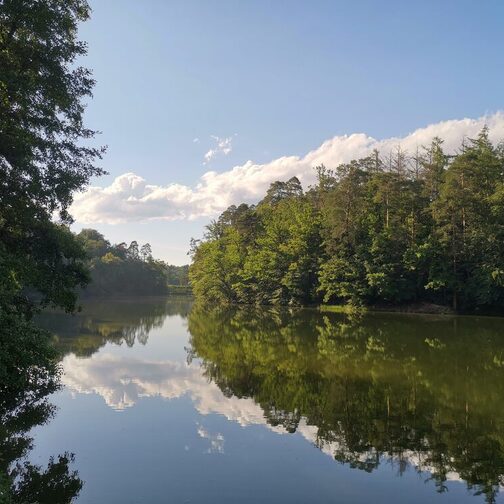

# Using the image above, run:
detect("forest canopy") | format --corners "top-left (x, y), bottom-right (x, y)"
top-left (77, 229), bottom-right (189, 297)
top-left (189, 128), bottom-right (504, 312)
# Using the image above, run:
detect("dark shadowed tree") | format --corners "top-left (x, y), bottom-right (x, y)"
top-left (0, 2), bottom-right (102, 497)
top-left (0, 0), bottom-right (105, 314)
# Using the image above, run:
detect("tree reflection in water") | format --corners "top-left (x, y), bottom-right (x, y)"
top-left (0, 297), bottom-right (193, 503)
top-left (188, 305), bottom-right (504, 504)
top-left (37, 296), bottom-right (191, 357)
top-left (0, 324), bottom-right (82, 503)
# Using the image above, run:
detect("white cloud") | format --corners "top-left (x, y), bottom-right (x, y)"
top-left (203, 135), bottom-right (234, 164)
top-left (71, 113), bottom-right (504, 225)
top-left (193, 137), bottom-right (200, 143)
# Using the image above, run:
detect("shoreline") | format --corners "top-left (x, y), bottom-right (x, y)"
top-left (319, 302), bottom-right (504, 318)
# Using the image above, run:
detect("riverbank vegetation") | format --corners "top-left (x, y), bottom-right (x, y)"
top-left (190, 131), bottom-right (504, 312)
top-left (77, 229), bottom-right (189, 297)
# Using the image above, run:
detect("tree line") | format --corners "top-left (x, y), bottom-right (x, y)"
top-left (77, 229), bottom-right (189, 297)
top-left (190, 129), bottom-right (504, 312)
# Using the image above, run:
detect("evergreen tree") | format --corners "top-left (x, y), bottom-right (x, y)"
top-left (190, 128), bottom-right (504, 312)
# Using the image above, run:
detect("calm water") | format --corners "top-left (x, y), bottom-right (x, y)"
top-left (31, 298), bottom-right (504, 503)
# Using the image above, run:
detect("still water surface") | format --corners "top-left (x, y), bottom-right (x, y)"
top-left (33, 297), bottom-right (504, 503)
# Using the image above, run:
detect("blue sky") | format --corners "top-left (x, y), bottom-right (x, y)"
top-left (74, 0), bottom-right (504, 264)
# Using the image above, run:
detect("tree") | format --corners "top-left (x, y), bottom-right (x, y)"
top-left (127, 241), bottom-right (140, 261)
top-left (0, 0), bottom-right (105, 314)
top-left (421, 137), bottom-right (447, 203)
top-left (430, 129), bottom-right (504, 309)
top-left (77, 229), bottom-right (110, 259)
top-left (0, 2), bottom-right (103, 493)
top-left (317, 157), bottom-right (372, 304)
top-left (242, 195), bottom-right (321, 304)
top-left (77, 230), bottom-right (185, 297)
top-left (259, 176), bottom-right (303, 206)
top-left (0, 0), bottom-right (105, 221)
top-left (189, 228), bottom-right (246, 304)
top-left (190, 128), bottom-right (504, 312)
top-left (140, 243), bottom-right (153, 262)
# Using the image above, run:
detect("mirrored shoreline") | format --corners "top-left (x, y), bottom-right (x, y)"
top-left (25, 298), bottom-right (504, 503)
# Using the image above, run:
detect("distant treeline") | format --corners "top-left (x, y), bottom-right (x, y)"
top-left (190, 128), bottom-right (504, 311)
top-left (78, 229), bottom-right (189, 297)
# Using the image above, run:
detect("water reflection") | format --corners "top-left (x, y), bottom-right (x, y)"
top-left (60, 352), bottom-right (274, 421)
top-left (1, 298), bottom-right (189, 502)
top-left (188, 305), bottom-right (504, 503)
top-left (37, 297), bottom-right (191, 357)
top-left (0, 348), bottom-right (82, 502)
top-left (35, 299), bottom-right (504, 503)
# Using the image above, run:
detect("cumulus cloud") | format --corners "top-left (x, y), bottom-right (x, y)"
top-left (71, 113), bottom-right (504, 225)
top-left (203, 135), bottom-right (233, 164)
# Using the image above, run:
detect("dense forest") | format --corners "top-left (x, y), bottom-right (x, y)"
top-left (190, 130), bottom-right (504, 312)
top-left (77, 229), bottom-right (189, 297)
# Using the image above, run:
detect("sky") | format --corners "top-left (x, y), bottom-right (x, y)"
top-left (73, 0), bottom-right (504, 264)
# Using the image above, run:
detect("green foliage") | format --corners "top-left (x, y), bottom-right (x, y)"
top-left (0, 3), bottom-right (100, 499)
top-left (0, 0), bottom-right (105, 220)
top-left (77, 229), bottom-right (190, 297)
top-left (0, 0), bottom-right (105, 314)
top-left (190, 178), bottom-right (321, 305)
top-left (165, 264), bottom-right (189, 286)
top-left (190, 129), bottom-right (504, 311)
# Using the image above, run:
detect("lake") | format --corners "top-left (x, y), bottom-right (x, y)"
top-left (30, 297), bottom-right (504, 503)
